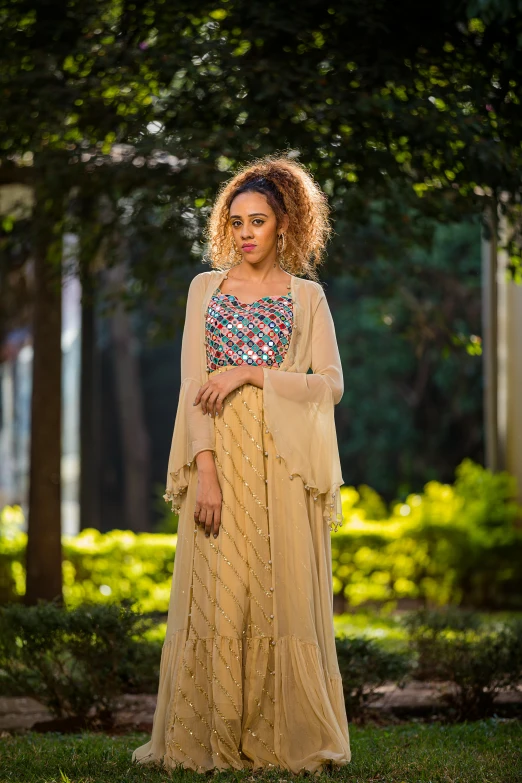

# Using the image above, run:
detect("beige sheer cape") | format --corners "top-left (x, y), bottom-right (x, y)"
top-left (164, 268), bottom-right (345, 530)
top-left (133, 270), bottom-right (351, 773)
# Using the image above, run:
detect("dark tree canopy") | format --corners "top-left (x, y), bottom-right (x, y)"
top-left (0, 0), bottom-right (521, 217)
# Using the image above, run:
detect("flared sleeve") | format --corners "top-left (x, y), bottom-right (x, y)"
top-left (261, 290), bottom-right (344, 530)
top-left (163, 274), bottom-right (215, 513)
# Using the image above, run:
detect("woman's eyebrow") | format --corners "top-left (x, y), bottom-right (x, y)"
top-left (229, 212), bottom-right (269, 219)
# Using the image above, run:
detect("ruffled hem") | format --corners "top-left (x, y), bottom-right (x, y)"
top-left (163, 376), bottom-right (216, 514)
top-left (132, 630), bottom-right (350, 774)
top-left (131, 629), bottom-right (187, 766)
top-left (260, 369), bottom-right (345, 533)
top-left (164, 463), bottom-right (343, 531)
top-left (270, 448), bottom-right (343, 532)
top-left (324, 484), bottom-right (344, 532)
top-left (302, 479), bottom-right (343, 532)
top-left (164, 463), bottom-right (193, 514)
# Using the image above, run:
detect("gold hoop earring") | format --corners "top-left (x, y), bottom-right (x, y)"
top-left (277, 233), bottom-right (286, 265)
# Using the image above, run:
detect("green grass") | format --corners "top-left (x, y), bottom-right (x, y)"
top-left (333, 611), bottom-right (409, 652)
top-left (332, 608), bottom-right (522, 654)
top-left (1, 720), bottom-right (521, 783)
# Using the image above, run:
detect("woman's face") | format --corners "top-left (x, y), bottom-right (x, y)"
top-left (229, 190), bottom-right (288, 265)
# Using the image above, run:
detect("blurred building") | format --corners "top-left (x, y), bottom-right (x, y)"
top-left (0, 235), bottom-right (81, 535)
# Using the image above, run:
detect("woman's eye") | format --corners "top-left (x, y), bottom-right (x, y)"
top-left (253, 219), bottom-right (264, 226)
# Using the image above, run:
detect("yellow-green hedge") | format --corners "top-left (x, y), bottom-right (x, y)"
top-left (2, 459), bottom-right (522, 611)
top-left (0, 526), bottom-right (177, 612)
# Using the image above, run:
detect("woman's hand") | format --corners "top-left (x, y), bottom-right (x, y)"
top-left (194, 454), bottom-right (222, 538)
top-left (193, 366), bottom-right (251, 417)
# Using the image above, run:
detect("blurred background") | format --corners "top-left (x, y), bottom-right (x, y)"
top-left (1, 1), bottom-right (522, 620)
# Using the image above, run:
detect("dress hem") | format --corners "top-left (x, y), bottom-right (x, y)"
top-left (132, 629), bottom-right (351, 774)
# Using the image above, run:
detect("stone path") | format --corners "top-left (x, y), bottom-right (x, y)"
top-left (1, 684), bottom-right (520, 733)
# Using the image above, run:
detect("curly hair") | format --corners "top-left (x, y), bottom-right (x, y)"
top-left (202, 152), bottom-right (332, 281)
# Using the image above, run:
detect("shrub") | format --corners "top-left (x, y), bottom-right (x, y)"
top-left (335, 635), bottom-right (412, 721)
top-left (0, 505), bottom-right (25, 604)
top-left (0, 601), bottom-right (161, 725)
top-left (402, 607), bottom-right (522, 719)
top-left (332, 459), bottom-right (522, 610)
top-left (62, 529), bottom-right (177, 612)
top-left (1, 459), bottom-right (521, 613)
top-left (1, 601), bottom-right (415, 725)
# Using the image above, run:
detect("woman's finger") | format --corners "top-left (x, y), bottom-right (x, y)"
top-left (212, 506), bottom-right (221, 538)
top-left (203, 387), bottom-right (220, 416)
top-left (201, 388), bottom-right (214, 415)
top-left (208, 390), bottom-right (223, 417)
top-left (204, 508), bottom-right (213, 538)
top-left (193, 383), bottom-right (208, 407)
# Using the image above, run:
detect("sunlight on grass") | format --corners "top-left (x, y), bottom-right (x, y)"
top-left (334, 610), bottom-right (409, 652)
top-left (1, 721), bottom-right (521, 783)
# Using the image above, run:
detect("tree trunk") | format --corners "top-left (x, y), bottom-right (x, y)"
top-left (106, 253), bottom-right (150, 532)
top-left (25, 190), bottom-right (63, 605)
top-left (495, 205), bottom-right (522, 502)
top-left (481, 201), bottom-right (499, 471)
top-left (79, 265), bottom-right (101, 531)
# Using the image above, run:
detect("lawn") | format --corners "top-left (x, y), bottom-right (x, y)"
top-left (333, 611), bottom-right (409, 652)
top-left (1, 720), bottom-right (521, 783)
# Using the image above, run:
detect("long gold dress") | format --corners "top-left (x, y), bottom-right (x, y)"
top-left (131, 271), bottom-right (351, 773)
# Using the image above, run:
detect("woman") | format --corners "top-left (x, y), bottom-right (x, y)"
top-left (132, 154), bottom-right (350, 773)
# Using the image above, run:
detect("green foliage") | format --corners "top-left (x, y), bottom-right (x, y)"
top-left (2, 601), bottom-right (520, 727)
top-left (0, 504), bottom-right (24, 537)
top-left (335, 635), bottom-right (411, 720)
top-left (2, 1), bottom-right (522, 234)
top-left (332, 459), bottom-right (522, 611)
top-left (331, 217), bottom-right (483, 495)
top-left (0, 527), bottom-right (177, 610)
top-left (0, 505), bottom-right (25, 604)
top-left (62, 529), bottom-right (177, 612)
top-left (402, 606), bottom-right (522, 719)
top-left (333, 610), bottom-right (409, 653)
top-left (0, 601), bottom-right (161, 723)
top-left (401, 605), bottom-right (485, 636)
top-left (1, 460), bottom-right (521, 613)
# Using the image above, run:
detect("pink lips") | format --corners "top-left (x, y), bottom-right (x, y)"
top-left (242, 244), bottom-right (256, 251)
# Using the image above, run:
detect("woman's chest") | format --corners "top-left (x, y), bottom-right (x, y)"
top-left (205, 289), bottom-right (294, 370)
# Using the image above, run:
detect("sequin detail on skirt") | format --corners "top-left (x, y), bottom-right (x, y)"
top-left (131, 366), bottom-right (351, 773)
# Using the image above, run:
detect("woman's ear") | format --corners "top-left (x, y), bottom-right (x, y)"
top-left (279, 213), bottom-right (290, 235)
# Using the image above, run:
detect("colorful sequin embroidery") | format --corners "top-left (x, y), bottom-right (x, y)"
top-left (205, 288), bottom-right (294, 372)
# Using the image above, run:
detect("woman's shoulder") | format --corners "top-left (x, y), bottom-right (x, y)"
top-left (188, 269), bottom-right (220, 292)
top-left (191, 270), bottom-right (217, 282)
top-left (294, 276), bottom-right (326, 300)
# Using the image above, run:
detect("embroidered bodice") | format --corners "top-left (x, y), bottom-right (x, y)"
top-left (165, 269), bottom-right (344, 532)
top-left (205, 284), bottom-right (294, 372)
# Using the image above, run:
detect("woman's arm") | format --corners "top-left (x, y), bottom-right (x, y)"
top-left (179, 274), bottom-right (215, 459)
top-left (164, 273), bottom-right (222, 530)
top-left (177, 275), bottom-right (224, 538)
